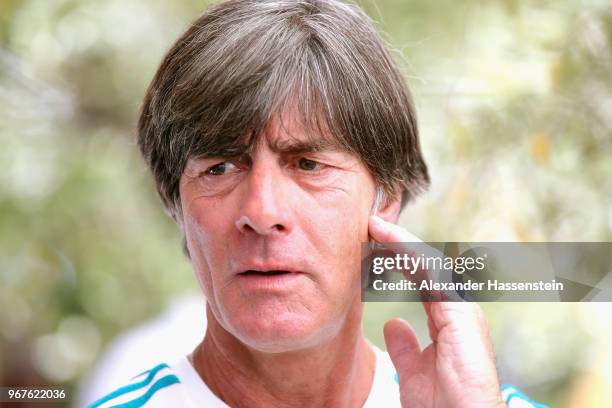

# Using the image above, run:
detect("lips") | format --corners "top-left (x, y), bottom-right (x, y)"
top-left (239, 270), bottom-right (294, 276)
top-left (233, 260), bottom-right (304, 276)
top-left (234, 267), bottom-right (306, 290)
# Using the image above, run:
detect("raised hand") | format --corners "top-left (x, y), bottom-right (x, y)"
top-left (369, 216), bottom-right (506, 408)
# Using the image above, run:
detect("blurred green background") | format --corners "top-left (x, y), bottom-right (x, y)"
top-left (1, 0), bottom-right (611, 407)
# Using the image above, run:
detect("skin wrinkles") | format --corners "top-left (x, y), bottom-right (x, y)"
top-left (179, 123), bottom-right (370, 344)
top-left (195, 301), bottom-right (374, 408)
top-left (181, 140), bottom-right (361, 199)
top-left (178, 112), bottom-right (379, 407)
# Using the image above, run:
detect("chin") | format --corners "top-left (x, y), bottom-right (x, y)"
top-left (222, 300), bottom-right (340, 353)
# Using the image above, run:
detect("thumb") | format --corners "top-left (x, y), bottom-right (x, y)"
top-left (383, 318), bottom-right (421, 376)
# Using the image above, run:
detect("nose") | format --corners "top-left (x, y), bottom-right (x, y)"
top-left (234, 162), bottom-right (292, 236)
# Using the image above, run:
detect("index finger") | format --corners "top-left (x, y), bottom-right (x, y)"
top-left (368, 215), bottom-right (422, 243)
top-left (367, 216), bottom-right (449, 301)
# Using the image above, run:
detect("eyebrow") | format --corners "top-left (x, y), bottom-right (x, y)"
top-left (192, 134), bottom-right (342, 161)
top-left (266, 137), bottom-right (341, 155)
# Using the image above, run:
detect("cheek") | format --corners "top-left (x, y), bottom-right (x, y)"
top-left (306, 182), bottom-right (373, 244)
top-left (183, 193), bottom-right (237, 254)
top-left (303, 182), bottom-right (373, 284)
top-left (181, 200), bottom-right (234, 299)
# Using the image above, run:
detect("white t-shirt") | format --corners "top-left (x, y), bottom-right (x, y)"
top-left (88, 345), bottom-right (401, 408)
top-left (88, 346), bottom-right (546, 408)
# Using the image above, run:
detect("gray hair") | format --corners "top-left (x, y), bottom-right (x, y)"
top-left (138, 0), bottom-right (430, 219)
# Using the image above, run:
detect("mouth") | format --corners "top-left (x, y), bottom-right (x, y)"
top-left (239, 270), bottom-right (294, 276)
top-left (235, 269), bottom-right (305, 289)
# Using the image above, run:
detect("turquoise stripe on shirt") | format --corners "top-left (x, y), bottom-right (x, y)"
top-left (88, 363), bottom-right (171, 408)
top-left (109, 375), bottom-right (180, 408)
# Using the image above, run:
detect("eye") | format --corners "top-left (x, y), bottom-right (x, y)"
top-left (204, 161), bottom-right (240, 176)
top-left (297, 158), bottom-right (321, 171)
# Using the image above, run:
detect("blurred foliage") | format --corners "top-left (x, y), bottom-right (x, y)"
top-left (1, 0), bottom-right (611, 407)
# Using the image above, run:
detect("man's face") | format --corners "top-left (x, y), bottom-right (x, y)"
top-left (179, 114), bottom-right (376, 352)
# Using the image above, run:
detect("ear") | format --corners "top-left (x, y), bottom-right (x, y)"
top-left (373, 188), bottom-right (402, 224)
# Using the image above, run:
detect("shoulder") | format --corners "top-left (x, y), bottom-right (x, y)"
top-left (87, 362), bottom-right (183, 408)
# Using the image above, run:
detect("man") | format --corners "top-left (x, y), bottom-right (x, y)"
top-left (89, 1), bottom-right (544, 406)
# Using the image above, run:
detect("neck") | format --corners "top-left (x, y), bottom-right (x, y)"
top-left (191, 302), bottom-right (375, 408)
